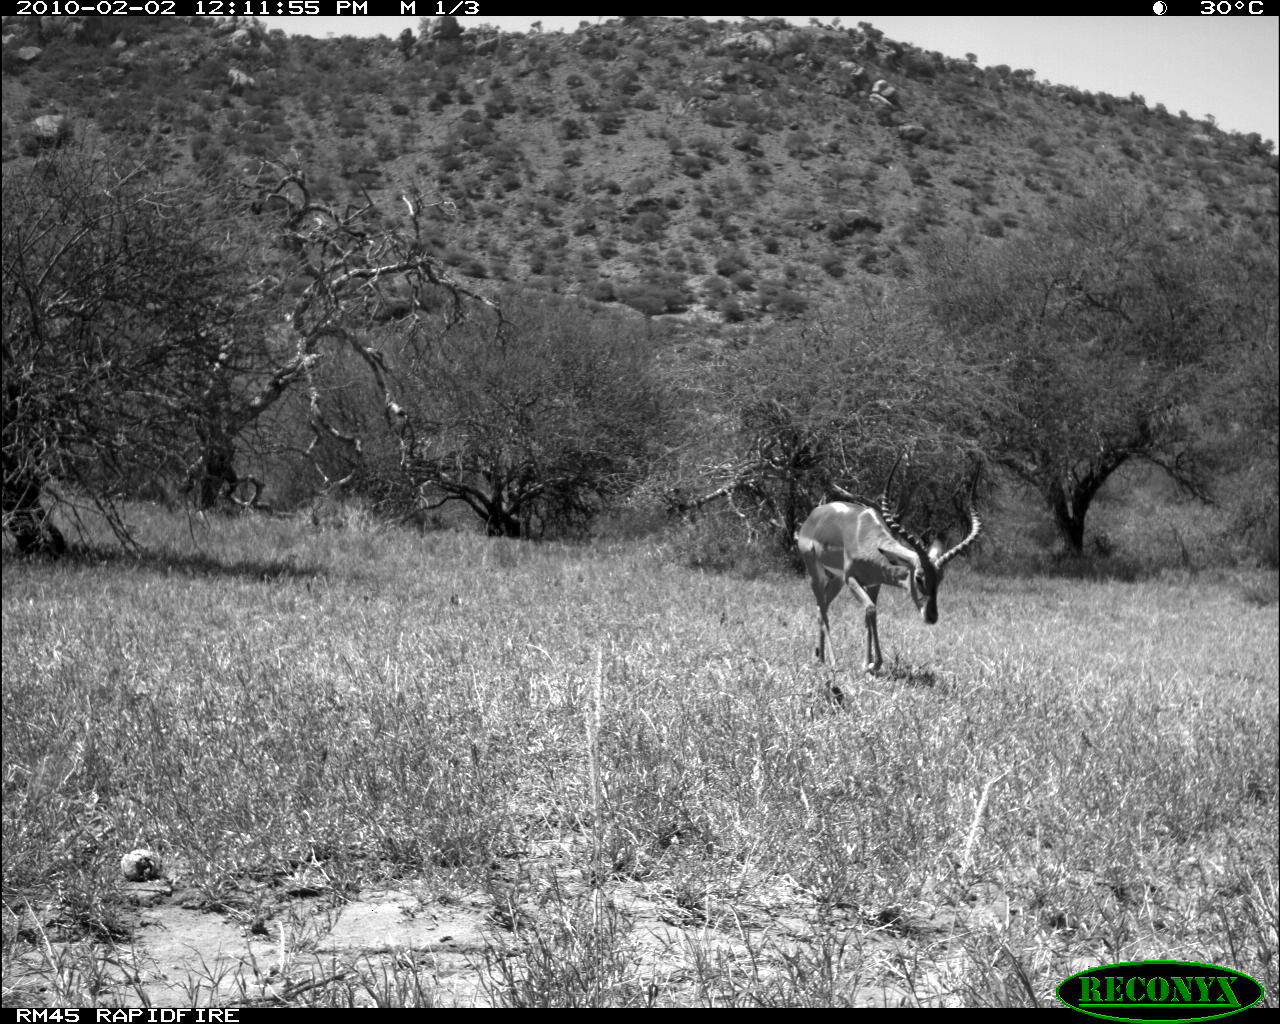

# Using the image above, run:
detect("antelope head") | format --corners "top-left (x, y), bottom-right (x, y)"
top-left (877, 451), bottom-right (983, 625)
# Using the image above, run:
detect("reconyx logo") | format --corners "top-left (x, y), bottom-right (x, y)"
top-left (1057, 960), bottom-right (1263, 1022)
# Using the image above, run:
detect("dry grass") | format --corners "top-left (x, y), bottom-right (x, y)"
top-left (3, 507), bottom-right (1276, 1007)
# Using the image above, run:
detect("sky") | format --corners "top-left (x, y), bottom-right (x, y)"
top-left (253, 14), bottom-right (1279, 145)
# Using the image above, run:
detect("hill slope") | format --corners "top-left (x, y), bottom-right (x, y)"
top-left (4, 14), bottom-right (1275, 322)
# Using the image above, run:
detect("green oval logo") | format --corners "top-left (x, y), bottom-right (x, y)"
top-left (1057, 960), bottom-right (1264, 1022)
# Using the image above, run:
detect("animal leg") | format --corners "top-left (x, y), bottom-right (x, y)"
top-left (813, 571), bottom-right (843, 665)
top-left (802, 550), bottom-right (843, 664)
top-left (843, 578), bottom-right (882, 674)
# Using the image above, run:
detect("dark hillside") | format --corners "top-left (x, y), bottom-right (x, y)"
top-left (4, 14), bottom-right (1274, 322)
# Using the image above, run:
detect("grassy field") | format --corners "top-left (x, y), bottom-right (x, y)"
top-left (3, 507), bottom-right (1277, 1007)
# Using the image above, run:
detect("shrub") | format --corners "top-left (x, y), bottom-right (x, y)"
top-left (558, 118), bottom-right (587, 140)
top-left (675, 154), bottom-right (711, 178)
top-left (689, 135), bottom-right (723, 160)
top-left (784, 130), bottom-right (817, 159)
top-left (764, 285), bottom-right (808, 316)
top-left (596, 108), bottom-right (625, 134)
top-left (702, 276), bottom-right (729, 300)
top-left (617, 279), bottom-right (691, 316)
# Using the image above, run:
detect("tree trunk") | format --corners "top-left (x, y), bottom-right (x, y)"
top-left (480, 488), bottom-right (523, 538)
top-left (2, 469), bottom-right (67, 555)
top-left (188, 352), bottom-right (321, 512)
top-left (193, 435), bottom-right (239, 510)
top-left (484, 509), bottom-right (522, 538)
top-left (1050, 488), bottom-right (1087, 553)
top-left (1047, 451), bottom-right (1130, 553)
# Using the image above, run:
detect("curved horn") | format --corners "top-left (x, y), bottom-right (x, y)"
top-left (934, 507), bottom-right (982, 569)
top-left (879, 449), bottom-right (930, 555)
top-left (935, 465), bottom-right (983, 569)
top-left (876, 449), bottom-right (932, 563)
top-left (878, 500), bottom-right (931, 556)
top-left (880, 449), bottom-right (907, 510)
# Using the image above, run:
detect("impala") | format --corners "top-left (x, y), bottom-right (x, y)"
top-left (795, 456), bottom-right (982, 676)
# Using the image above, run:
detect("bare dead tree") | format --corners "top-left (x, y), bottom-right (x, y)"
top-left (2, 150), bottom-right (498, 553)
top-left (183, 158), bottom-right (499, 510)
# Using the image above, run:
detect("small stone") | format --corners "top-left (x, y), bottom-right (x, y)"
top-left (121, 849), bottom-right (163, 881)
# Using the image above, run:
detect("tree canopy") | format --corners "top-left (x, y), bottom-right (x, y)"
top-left (358, 292), bottom-right (669, 538)
top-left (920, 188), bottom-right (1267, 552)
top-left (2, 152), bottom-right (242, 551)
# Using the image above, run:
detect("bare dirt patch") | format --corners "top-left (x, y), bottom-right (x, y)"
top-left (4, 831), bottom-right (1037, 1008)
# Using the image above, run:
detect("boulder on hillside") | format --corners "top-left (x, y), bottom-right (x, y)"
top-left (871, 79), bottom-right (901, 107)
top-left (836, 60), bottom-right (867, 89)
top-left (722, 28), bottom-right (801, 55)
top-left (835, 208), bottom-right (883, 234)
top-left (29, 114), bottom-right (70, 147)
